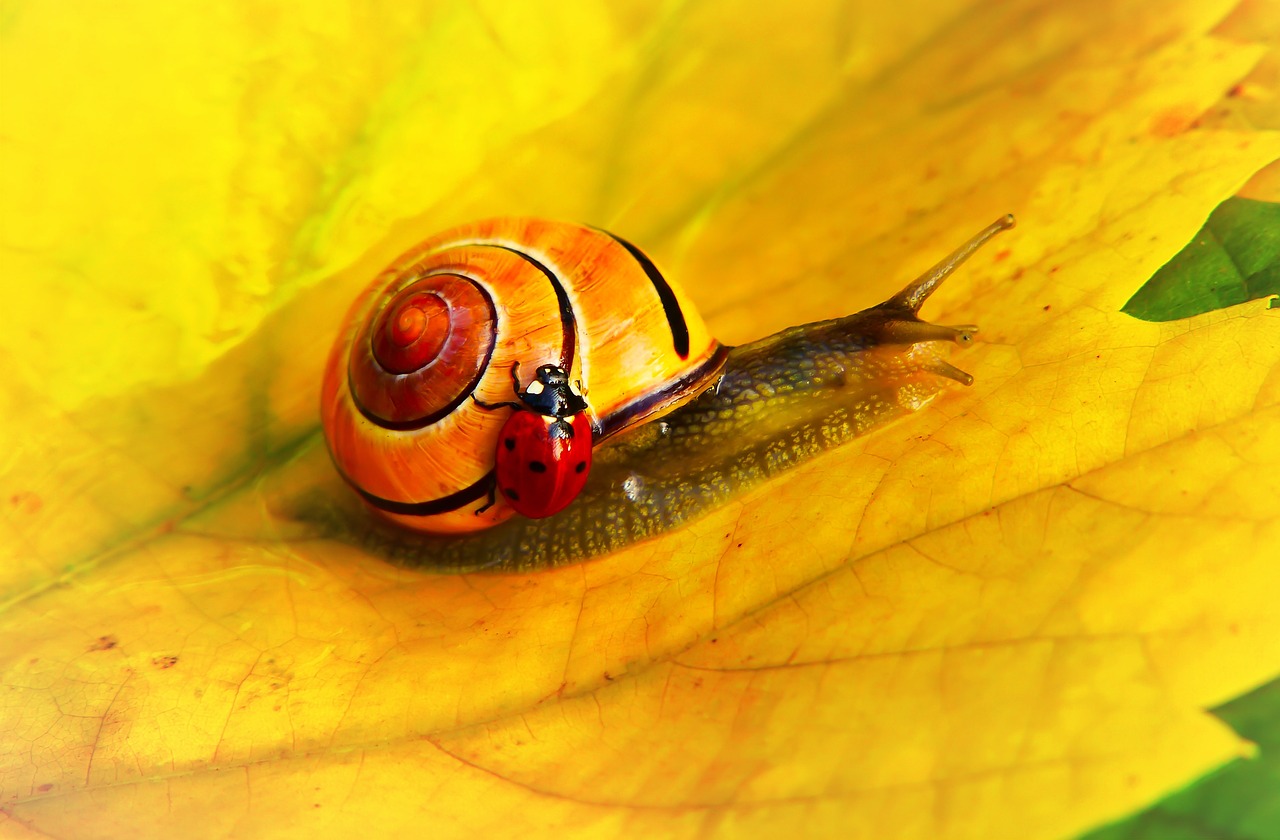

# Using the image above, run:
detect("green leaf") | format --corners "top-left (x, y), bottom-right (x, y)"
top-left (1123, 198), bottom-right (1280, 321)
top-left (1079, 676), bottom-right (1280, 840)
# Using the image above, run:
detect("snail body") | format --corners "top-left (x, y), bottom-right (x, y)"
top-left (320, 215), bottom-right (1015, 569)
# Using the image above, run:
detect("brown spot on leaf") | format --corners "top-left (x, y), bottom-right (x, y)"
top-left (152, 655), bottom-right (179, 669)
top-left (9, 491), bottom-right (42, 514)
top-left (1149, 105), bottom-right (1199, 137)
top-left (88, 635), bottom-right (118, 652)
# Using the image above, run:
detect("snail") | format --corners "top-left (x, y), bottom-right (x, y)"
top-left (319, 214), bottom-right (1014, 571)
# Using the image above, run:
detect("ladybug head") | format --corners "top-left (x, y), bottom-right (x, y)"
top-left (534, 364), bottom-right (570, 387)
top-left (520, 362), bottom-right (587, 416)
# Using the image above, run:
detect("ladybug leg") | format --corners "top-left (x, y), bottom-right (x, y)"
top-left (508, 361), bottom-right (522, 395)
top-left (474, 474), bottom-right (498, 515)
top-left (471, 395), bottom-right (523, 412)
top-left (473, 361), bottom-right (527, 411)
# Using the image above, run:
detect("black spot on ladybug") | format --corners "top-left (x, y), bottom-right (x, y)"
top-left (529, 461), bottom-right (547, 473)
top-left (503, 487), bottom-right (520, 501)
top-left (503, 438), bottom-right (516, 451)
top-left (575, 461), bottom-right (586, 473)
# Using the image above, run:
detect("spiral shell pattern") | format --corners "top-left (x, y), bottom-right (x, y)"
top-left (321, 218), bottom-right (728, 534)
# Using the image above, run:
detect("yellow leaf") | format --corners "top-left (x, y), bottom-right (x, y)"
top-left (2, 1), bottom-right (1279, 839)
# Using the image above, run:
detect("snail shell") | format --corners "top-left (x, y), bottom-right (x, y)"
top-left (321, 218), bottom-right (728, 534)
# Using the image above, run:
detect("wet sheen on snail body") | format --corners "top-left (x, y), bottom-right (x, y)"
top-left (318, 215), bottom-right (1015, 571)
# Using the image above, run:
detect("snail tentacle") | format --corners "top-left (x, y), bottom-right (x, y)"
top-left (871, 320), bottom-right (978, 348)
top-left (886, 214), bottom-right (1015, 312)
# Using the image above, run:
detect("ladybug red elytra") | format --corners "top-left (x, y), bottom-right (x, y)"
top-left (474, 363), bottom-right (593, 518)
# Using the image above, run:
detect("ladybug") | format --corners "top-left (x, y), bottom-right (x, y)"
top-left (475, 362), bottom-right (593, 518)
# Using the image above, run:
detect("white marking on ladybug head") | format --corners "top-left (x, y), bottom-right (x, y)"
top-left (525, 380), bottom-right (545, 395)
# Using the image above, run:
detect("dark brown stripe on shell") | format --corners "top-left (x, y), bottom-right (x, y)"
top-left (601, 230), bottom-right (691, 359)
top-left (483, 243), bottom-right (576, 372)
top-left (344, 468), bottom-right (495, 516)
top-left (594, 343), bottom-right (730, 440)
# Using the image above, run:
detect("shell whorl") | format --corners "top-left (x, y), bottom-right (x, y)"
top-left (351, 273), bottom-right (497, 428)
